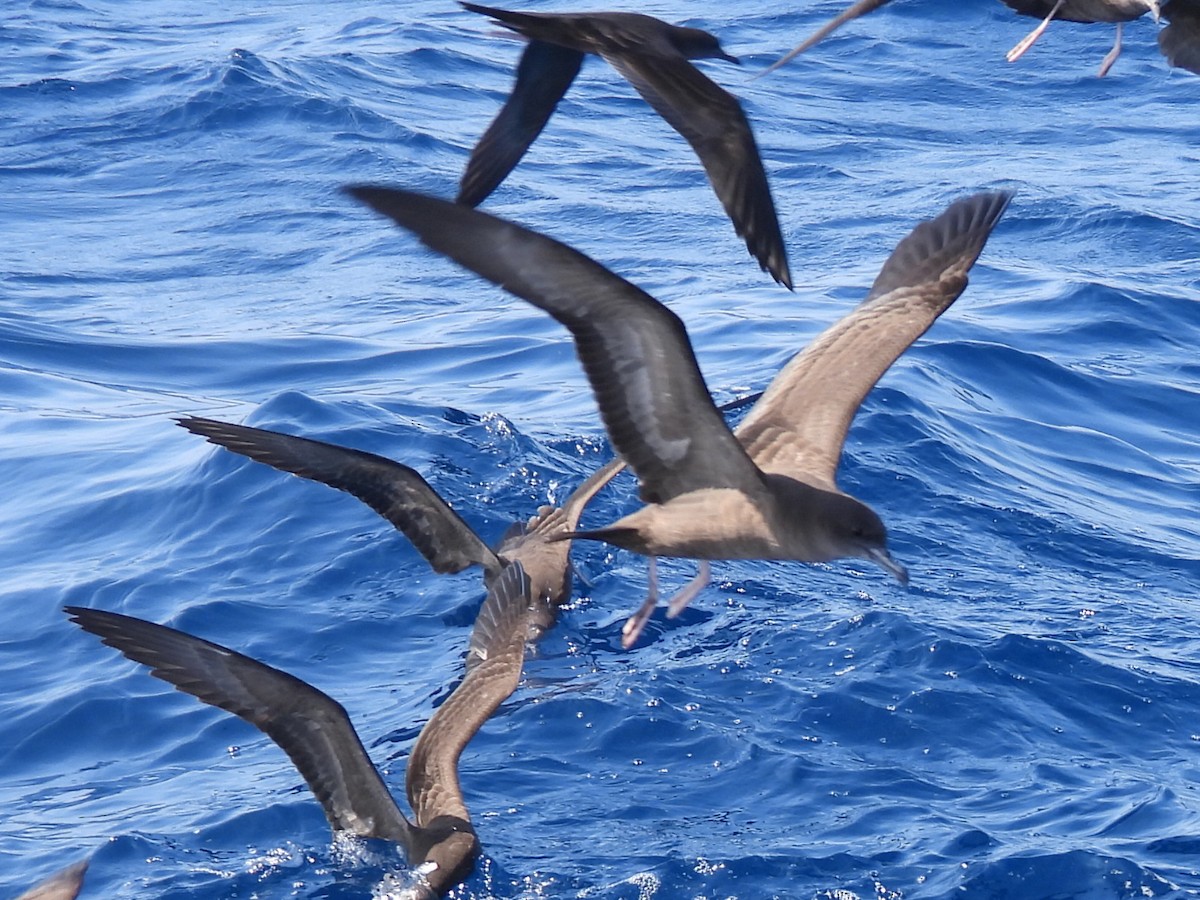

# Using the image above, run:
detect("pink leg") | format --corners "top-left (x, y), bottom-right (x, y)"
top-left (666, 560), bottom-right (712, 619)
top-left (1097, 22), bottom-right (1124, 77)
top-left (1006, 0), bottom-right (1065, 62)
top-left (621, 557), bottom-right (659, 649)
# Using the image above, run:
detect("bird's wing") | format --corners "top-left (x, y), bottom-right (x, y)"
top-left (65, 607), bottom-right (415, 844)
top-left (177, 417), bottom-right (502, 577)
top-left (406, 562), bottom-right (532, 825)
top-left (1160, 0), bottom-right (1200, 74)
top-left (457, 40), bottom-right (584, 207)
top-left (347, 186), bottom-right (764, 506)
top-left (758, 0), bottom-right (895, 77)
top-left (560, 457), bottom-right (626, 530)
top-left (736, 191), bottom-right (1012, 484)
top-left (14, 859), bottom-right (89, 900)
top-left (603, 51), bottom-right (791, 289)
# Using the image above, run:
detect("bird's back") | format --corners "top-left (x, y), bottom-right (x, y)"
top-left (1002, 0), bottom-right (1157, 22)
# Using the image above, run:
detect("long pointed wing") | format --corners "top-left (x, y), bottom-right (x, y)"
top-left (65, 607), bottom-right (414, 844)
top-left (406, 562), bottom-right (532, 825)
top-left (758, 0), bottom-right (894, 77)
top-left (15, 860), bottom-right (88, 900)
top-left (1160, 0), bottom-right (1200, 74)
top-left (560, 457), bottom-right (625, 531)
top-left (736, 191), bottom-right (1012, 485)
top-left (347, 186), bottom-right (764, 506)
top-left (177, 417), bottom-right (502, 577)
top-left (604, 51), bottom-right (791, 289)
top-left (457, 40), bottom-right (584, 207)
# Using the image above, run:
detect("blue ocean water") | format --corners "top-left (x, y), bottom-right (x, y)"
top-left (3, 0), bottom-right (1200, 897)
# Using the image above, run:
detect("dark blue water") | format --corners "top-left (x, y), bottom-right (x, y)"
top-left (4, 0), bottom-right (1200, 897)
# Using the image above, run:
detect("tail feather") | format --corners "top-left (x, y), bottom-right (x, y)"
top-left (549, 526), bottom-right (641, 551)
top-left (461, 2), bottom-right (540, 35)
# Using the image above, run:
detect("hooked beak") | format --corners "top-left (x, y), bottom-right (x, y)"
top-left (865, 546), bottom-right (909, 586)
top-left (720, 51), bottom-right (742, 65)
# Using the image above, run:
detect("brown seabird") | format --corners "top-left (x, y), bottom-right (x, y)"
top-left (64, 561), bottom-right (533, 899)
top-left (762, 0), bottom-right (1171, 77)
top-left (456, 3), bottom-right (792, 290)
top-left (346, 185), bottom-right (1011, 647)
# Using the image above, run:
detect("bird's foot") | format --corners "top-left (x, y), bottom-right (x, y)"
top-left (1096, 23), bottom-right (1123, 77)
top-left (666, 560), bottom-right (712, 619)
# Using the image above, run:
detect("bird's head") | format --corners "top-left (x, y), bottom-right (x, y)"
top-left (408, 816), bottom-right (480, 897)
top-left (673, 26), bottom-right (741, 64)
top-left (828, 495), bottom-right (909, 585)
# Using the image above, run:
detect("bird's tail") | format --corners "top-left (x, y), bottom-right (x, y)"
top-left (548, 526), bottom-right (641, 551)
top-left (460, 3), bottom-right (545, 38)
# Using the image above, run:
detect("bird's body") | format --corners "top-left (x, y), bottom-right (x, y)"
top-left (457, 2), bottom-right (792, 289)
top-left (348, 186), bottom-right (1011, 647)
top-left (65, 562), bottom-right (534, 899)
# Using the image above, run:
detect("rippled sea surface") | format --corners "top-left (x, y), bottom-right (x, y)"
top-left (4, 0), bottom-right (1200, 897)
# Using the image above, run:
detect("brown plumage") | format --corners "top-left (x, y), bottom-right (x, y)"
top-left (65, 561), bottom-right (533, 898)
top-left (457, 3), bottom-right (792, 289)
top-left (347, 186), bottom-right (1011, 647)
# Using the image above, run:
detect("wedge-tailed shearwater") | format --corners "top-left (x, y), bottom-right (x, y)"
top-left (176, 416), bottom-right (621, 632)
top-left (347, 185), bottom-right (1011, 647)
top-left (65, 561), bottom-right (533, 899)
top-left (15, 859), bottom-right (88, 900)
top-left (456, 3), bottom-right (792, 290)
top-left (1003, 0), bottom-right (1161, 75)
top-left (762, 0), bottom-right (1167, 77)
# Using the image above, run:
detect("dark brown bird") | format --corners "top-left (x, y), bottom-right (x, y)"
top-left (456, 3), bottom-right (792, 289)
top-left (347, 185), bottom-right (1011, 648)
top-left (176, 416), bottom-right (621, 633)
top-left (15, 860), bottom-right (88, 900)
top-left (65, 561), bottom-right (533, 899)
